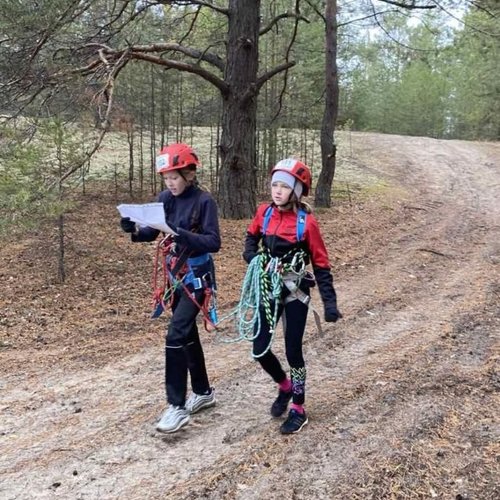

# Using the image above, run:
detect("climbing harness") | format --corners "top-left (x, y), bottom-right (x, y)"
top-left (149, 187), bottom-right (218, 331)
top-left (218, 246), bottom-right (311, 358)
top-left (263, 204), bottom-right (322, 330)
top-left (217, 205), bottom-right (324, 354)
top-left (151, 235), bottom-right (218, 332)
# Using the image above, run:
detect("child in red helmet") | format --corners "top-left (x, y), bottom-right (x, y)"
top-left (243, 158), bottom-right (342, 434)
top-left (120, 143), bottom-right (221, 433)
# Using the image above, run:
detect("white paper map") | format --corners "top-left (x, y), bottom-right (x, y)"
top-left (117, 203), bottom-right (178, 235)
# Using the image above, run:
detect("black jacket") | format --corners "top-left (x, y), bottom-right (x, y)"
top-left (132, 185), bottom-right (221, 258)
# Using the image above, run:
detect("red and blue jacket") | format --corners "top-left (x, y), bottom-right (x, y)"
top-left (243, 203), bottom-right (338, 311)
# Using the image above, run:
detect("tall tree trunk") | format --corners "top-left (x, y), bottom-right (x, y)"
top-left (218, 0), bottom-right (260, 219)
top-left (315, 0), bottom-right (339, 208)
top-left (57, 146), bottom-right (65, 283)
top-left (160, 72), bottom-right (166, 148)
top-left (57, 213), bottom-right (65, 283)
top-left (150, 66), bottom-right (157, 195)
top-left (139, 104), bottom-right (144, 196)
top-left (127, 125), bottom-right (134, 197)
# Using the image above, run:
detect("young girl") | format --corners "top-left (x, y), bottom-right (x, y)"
top-left (120, 143), bottom-right (221, 433)
top-left (243, 158), bottom-right (341, 434)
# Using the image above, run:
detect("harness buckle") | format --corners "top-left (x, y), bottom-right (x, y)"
top-left (191, 277), bottom-right (203, 290)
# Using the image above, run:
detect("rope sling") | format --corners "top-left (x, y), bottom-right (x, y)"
top-left (149, 204), bottom-right (321, 350)
top-left (151, 234), bottom-right (218, 331)
top-left (217, 247), bottom-right (309, 358)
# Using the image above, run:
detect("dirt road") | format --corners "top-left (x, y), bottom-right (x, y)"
top-left (1, 133), bottom-right (499, 499)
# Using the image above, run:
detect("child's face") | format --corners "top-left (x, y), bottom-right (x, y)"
top-left (162, 170), bottom-right (191, 196)
top-left (271, 181), bottom-right (293, 207)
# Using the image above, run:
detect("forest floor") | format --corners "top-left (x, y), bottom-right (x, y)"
top-left (0, 132), bottom-right (499, 499)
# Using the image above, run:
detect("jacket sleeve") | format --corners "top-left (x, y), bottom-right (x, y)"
top-left (175, 195), bottom-right (221, 254)
top-left (131, 226), bottom-right (160, 242)
top-left (242, 204), bottom-right (266, 263)
top-left (305, 214), bottom-right (339, 311)
top-left (314, 268), bottom-right (339, 311)
top-left (243, 233), bottom-right (261, 263)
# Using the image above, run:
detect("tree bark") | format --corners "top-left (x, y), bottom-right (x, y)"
top-left (315, 0), bottom-right (339, 208)
top-left (218, 0), bottom-right (260, 219)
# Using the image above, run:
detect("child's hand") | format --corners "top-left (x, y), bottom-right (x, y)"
top-left (324, 306), bottom-right (342, 323)
top-left (120, 217), bottom-right (136, 233)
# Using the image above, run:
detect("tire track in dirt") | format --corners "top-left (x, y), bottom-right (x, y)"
top-left (158, 137), bottom-right (499, 499)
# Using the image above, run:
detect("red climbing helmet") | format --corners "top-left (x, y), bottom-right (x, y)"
top-left (155, 143), bottom-right (200, 174)
top-left (271, 158), bottom-right (312, 196)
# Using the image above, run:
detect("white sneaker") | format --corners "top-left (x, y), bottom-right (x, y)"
top-left (156, 405), bottom-right (190, 433)
top-left (185, 389), bottom-right (216, 414)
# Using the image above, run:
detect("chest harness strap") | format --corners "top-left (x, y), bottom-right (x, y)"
top-left (262, 205), bottom-right (323, 337)
top-left (262, 205), bottom-right (307, 241)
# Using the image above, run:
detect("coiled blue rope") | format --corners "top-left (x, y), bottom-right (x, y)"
top-left (217, 250), bottom-right (306, 358)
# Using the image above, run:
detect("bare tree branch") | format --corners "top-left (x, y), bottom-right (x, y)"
top-left (368, 0), bottom-right (437, 51)
top-left (434, 0), bottom-right (499, 36)
top-left (378, 0), bottom-right (436, 9)
top-left (155, 0), bottom-right (229, 16)
top-left (273, 0), bottom-right (302, 121)
top-left (255, 61), bottom-right (296, 91)
top-left (178, 5), bottom-right (202, 44)
top-left (304, 0), bottom-right (325, 21)
top-left (130, 42), bottom-right (225, 71)
top-left (54, 53), bottom-right (129, 186)
top-left (260, 11), bottom-right (310, 36)
top-left (91, 1), bottom-right (152, 41)
top-left (337, 10), bottom-right (399, 28)
top-left (129, 52), bottom-right (228, 93)
top-left (29, 0), bottom-right (84, 63)
top-left (467, 0), bottom-right (497, 18)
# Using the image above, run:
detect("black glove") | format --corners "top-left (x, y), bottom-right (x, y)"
top-left (325, 305), bottom-right (342, 323)
top-left (120, 217), bottom-right (136, 233)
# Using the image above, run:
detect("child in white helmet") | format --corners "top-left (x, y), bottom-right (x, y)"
top-left (243, 158), bottom-right (341, 434)
top-left (120, 143), bottom-right (221, 433)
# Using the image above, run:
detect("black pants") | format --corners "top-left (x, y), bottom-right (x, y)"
top-left (165, 287), bottom-right (210, 407)
top-left (253, 297), bottom-right (309, 405)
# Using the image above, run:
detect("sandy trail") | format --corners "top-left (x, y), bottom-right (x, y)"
top-left (1, 133), bottom-right (498, 499)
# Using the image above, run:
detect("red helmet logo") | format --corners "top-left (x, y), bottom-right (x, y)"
top-left (271, 158), bottom-right (312, 196)
top-left (156, 143), bottom-right (200, 173)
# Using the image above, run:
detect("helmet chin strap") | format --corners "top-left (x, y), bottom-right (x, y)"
top-left (178, 167), bottom-right (196, 184)
top-left (286, 190), bottom-right (300, 207)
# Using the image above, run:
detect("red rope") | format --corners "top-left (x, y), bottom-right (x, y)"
top-left (151, 235), bottom-right (217, 332)
top-left (151, 236), bottom-right (176, 312)
top-left (176, 279), bottom-right (218, 332)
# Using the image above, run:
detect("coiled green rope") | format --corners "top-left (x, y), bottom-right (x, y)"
top-left (217, 249), bottom-right (306, 358)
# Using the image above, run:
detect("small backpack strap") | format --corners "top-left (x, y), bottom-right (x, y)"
top-left (296, 208), bottom-right (307, 241)
top-left (262, 205), bottom-right (307, 241)
top-left (262, 205), bottom-right (274, 235)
